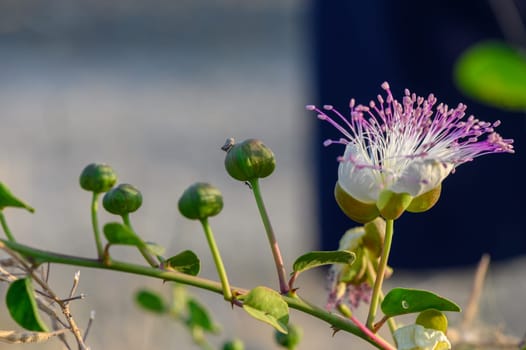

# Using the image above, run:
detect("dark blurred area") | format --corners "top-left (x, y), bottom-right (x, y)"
top-left (313, 0), bottom-right (526, 268)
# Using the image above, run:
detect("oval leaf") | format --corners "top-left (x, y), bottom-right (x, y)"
top-left (0, 182), bottom-right (34, 213)
top-left (135, 289), bottom-right (167, 314)
top-left (103, 222), bottom-right (142, 246)
top-left (6, 278), bottom-right (48, 331)
top-left (381, 288), bottom-right (461, 317)
top-left (293, 250), bottom-right (355, 274)
top-left (242, 286), bottom-right (289, 334)
top-left (455, 40), bottom-right (526, 110)
top-left (187, 298), bottom-right (219, 333)
top-left (164, 250), bottom-right (200, 276)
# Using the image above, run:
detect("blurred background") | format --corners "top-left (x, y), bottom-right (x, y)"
top-left (0, 0), bottom-right (524, 349)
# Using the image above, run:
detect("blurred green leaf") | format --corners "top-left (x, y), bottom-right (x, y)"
top-left (135, 289), bottom-right (167, 314)
top-left (0, 182), bottom-right (34, 213)
top-left (6, 278), bottom-right (48, 331)
top-left (164, 250), bottom-right (200, 276)
top-left (242, 286), bottom-right (289, 334)
top-left (187, 298), bottom-right (219, 333)
top-left (222, 338), bottom-right (245, 350)
top-left (381, 288), bottom-right (461, 317)
top-left (455, 40), bottom-right (526, 110)
top-left (292, 250), bottom-right (355, 274)
top-left (103, 222), bottom-right (142, 246)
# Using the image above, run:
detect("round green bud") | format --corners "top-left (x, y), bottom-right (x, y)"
top-left (178, 182), bottom-right (223, 220)
top-left (334, 183), bottom-right (380, 223)
top-left (407, 185), bottom-right (442, 213)
top-left (102, 183), bottom-right (142, 215)
top-left (222, 339), bottom-right (244, 350)
top-left (274, 324), bottom-right (303, 349)
top-left (224, 138), bottom-right (275, 181)
top-left (415, 309), bottom-right (448, 333)
top-left (79, 163), bottom-right (117, 193)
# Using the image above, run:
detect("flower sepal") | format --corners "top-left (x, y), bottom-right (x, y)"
top-left (334, 183), bottom-right (380, 224)
top-left (376, 190), bottom-right (412, 220)
top-left (407, 185), bottom-right (442, 213)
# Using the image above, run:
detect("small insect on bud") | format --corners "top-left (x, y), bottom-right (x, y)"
top-left (178, 182), bottom-right (223, 221)
top-left (79, 163), bottom-right (117, 193)
top-left (274, 324), bottom-right (303, 349)
top-left (102, 184), bottom-right (142, 216)
top-left (415, 309), bottom-right (448, 333)
top-left (223, 139), bottom-right (275, 182)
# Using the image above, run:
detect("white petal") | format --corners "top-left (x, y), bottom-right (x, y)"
top-left (394, 324), bottom-right (451, 350)
top-left (338, 144), bottom-right (381, 203)
top-left (390, 159), bottom-right (453, 197)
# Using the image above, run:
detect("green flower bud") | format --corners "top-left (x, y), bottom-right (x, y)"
top-left (274, 324), bottom-right (303, 349)
top-left (415, 309), bottom-right (448, 333)
top-left (178, 182), bottom-right (223, 220)
top-left (103, 184), bottom-right (142, 215)
top-left (376, 190), bottom-right (413, 220)
top-left (407, 185), bottom-right (442, 213)
top-left (79, 163), bottom-right (117, 193)
top-left (224, 138), bottom-right (275, 181)
top-left (222, 339), bottom-right (244, 350)
top-left (334, 183), bottom-right (379, 223)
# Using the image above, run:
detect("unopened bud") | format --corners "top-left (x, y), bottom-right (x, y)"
top-left (415, 309), bottom-right (448, 333)
top-left (79, 163), bottom-right (117, 193)
top-left (274, 324), bottom-right (303, 349)
top-left (224, 138), bottom-right (275, 181)
top-left (103, 184), bottom-right (142, 216)
top-left (178, 182), bottom-right (223, 220)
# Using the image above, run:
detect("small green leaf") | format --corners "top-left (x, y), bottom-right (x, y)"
top-left (103, 222), bottom-right (142, 246)
top-left (0, 182), bottom-right (34, 213)
top-left (381, 288), bottom-right (461, 317)
top-left (164, 250), bottom-right (200, 276)
top-left (187, 298), bottom-right (219, 333)
top-left (242, 286), bottom-right (289, 334)
top-left (6, 278), bottom-right (48, 331)
top-left (144, 241), bottom-right (166, 257)
top-left (455, 40), bottom-right (526, 110)
top-left (135, 289), bottom-right (167, 314)
top-left (292, 250), bottom-right (355, 274)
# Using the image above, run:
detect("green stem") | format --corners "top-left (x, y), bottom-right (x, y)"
top-left (121, 213), bottom-right (159, 267)
top-left (249, 179), bottom-right (288, 294)
top-left (0, 210), bottom-right (16, 242)
top-left (200, 218), bottom-right (232, 301)
top-left (0, 238), bottom-right (385, 348)
top-left (366, 260), bottom-right (397, 336)
top-left (337, 304), bottom-right (396, 350)
top-left (90, 193), bottom-right (104, 259)
top-left (366, 219), bottom-right (394, 330)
